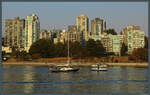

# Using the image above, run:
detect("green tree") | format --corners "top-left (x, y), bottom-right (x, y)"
top-left (95, 40), bottom-right (106, 57)
top-left (104, 29), bottom-right (117, 35)
top-left (120, 43), bottom-right (128, 56)
top-left (144, 36), bottom-right (148, 48)
top-left (86, 39), bottom-right (106, 57)
top-left (70, 41), bottom-right (82, 58)
top-left (29, 39), bottom-right (53, 58)
top-left (2, 37), bottom-right (4, 46)
top-left (86, 39), bottom-right (97, 57)
top-left (55, 42), bottom-right (67, 57)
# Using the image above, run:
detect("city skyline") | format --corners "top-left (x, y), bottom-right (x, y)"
top-left (2, 2), bottom-right (148, 37)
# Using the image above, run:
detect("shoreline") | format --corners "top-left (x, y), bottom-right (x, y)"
top-left (2, 61), bottom-right (148, 68)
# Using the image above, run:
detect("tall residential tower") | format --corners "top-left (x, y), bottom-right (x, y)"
top-left (23, 14), bottom-right (40, 52)
top-left (91, 18), bottom-right (106, 36)
top-left (76, 14), bottom-right (89, 42)
top-left (4, 17), bottom-right (25, 50)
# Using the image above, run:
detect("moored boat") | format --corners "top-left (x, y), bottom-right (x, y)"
top-left (49, 65), bottom-right (79, 72)
top-left (49, 30), bottom-right (79, 72)
top-left (91, 64), bottom-right (108, 71)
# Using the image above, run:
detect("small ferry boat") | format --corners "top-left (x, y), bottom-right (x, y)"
top-left (91, 64), bottom-right (108, 71)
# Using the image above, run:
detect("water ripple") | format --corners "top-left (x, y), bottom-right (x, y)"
top-left (2, 79), bottom-right (148, 85)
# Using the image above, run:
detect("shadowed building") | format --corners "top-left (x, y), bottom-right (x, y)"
top-left (91, 18), bottom-right (106, 36)
top-left (40, 30), bottom-right (52, 40)
top-left (68, 25), bottom-right (81, 42)
top-left (4, 17), bottom-right (25, 50)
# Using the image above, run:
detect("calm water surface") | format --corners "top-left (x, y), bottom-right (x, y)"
top-left (1, 64), bottom-right (148, 95)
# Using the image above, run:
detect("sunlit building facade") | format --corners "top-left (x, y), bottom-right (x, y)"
top-left (23, 14), bottom-right (40, 52)
top-left (101, 34), bottom-right (124, 56)
top-left (122, 25), bottom-right (145, 54)
top-left (76, 14), bottom-right (89, 42)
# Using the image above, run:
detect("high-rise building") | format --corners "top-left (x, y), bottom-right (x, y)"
top-left (4, 17), bottom-right (25, 50)
top-left (23, 14), bottom-right (40, 52)
top-left (103, 20), bottom-right (106, 32)
top-left (68, 25), bottom-right (81, 42)
top-left (40, 30), bottom-right (52, 40)
top-left (122, 25), bottom-right (145, 54)
top-left (76, 14), bottom-right (89, 42)
top-left (91, 18), bottom-right (106, 36)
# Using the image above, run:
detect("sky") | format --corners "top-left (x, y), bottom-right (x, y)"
top-left (2, 2), bottom-right (148, 37)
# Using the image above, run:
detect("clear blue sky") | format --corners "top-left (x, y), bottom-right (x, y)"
top-left (2, 2), bottom-right (148, 37)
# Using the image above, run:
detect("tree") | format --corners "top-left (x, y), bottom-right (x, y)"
top-left (70, 41), bottom-right (82, 58)
top-left (95, 40), bottom-right (106, 57)
top-left (29, 39), bottom-right (54, 58)
top-left (144, 36), bottom-right (148, 48)
top-left (104, 29), bottom-right (117, 35)
top-left (131, 48), bottom-right (148, 62)
top-left (86, 39), bottom-right (106, 57)
top-left (120, 43), bottom-right (128, 56)
top-left (2, 51), bottom-right (6, 57)
top-left (86, 39), bottom-right (97, 57)
top-left (2, 37), bottom-right (4, 46)
top-left (55, 42), bottom-right (67, 57)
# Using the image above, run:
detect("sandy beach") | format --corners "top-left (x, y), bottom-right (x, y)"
top-left (2, 61), bottom-right (148, 67)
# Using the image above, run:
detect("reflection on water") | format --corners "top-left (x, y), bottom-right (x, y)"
top-left (1, 65), bottom-right (148, 94)
top-left (23, 66), bottom-right (35, 93)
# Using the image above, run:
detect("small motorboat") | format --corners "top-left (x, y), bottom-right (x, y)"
top-left (91, 64), bottom-right (108, 71)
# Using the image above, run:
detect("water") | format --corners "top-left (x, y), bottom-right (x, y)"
top-left (1, 65), bottom-right (148, 95)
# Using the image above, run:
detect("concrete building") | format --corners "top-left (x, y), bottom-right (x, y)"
top-left (23, 14), bottom-right (40, 52)
top-left (68, 25), bottom-right (81, 42)
top-left (91, 18), bottom-right (106, 36)
top-left (76, 14), bottom-right (89, 42)
top-left (4, 17), bottom-right (25, 49)
top-left (53, 29), bottom-right (68, 44)
top-left (2, 46), bottom-right (12, 53)
top-left (109, 35), bottom-right (124, 55)
top-left (122, 25), bottom-right (145, 54)
top-left (101, 34), bottom-right (124, 56)
top-left (40, 30), bottom-right (52, 40)
top-left (101, 36), bottom-right (112, 53)
top-left (88, 35), bottom-right (101, 41)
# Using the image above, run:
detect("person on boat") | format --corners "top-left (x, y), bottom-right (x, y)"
top-left (98, 64), bottom-right (99, 70)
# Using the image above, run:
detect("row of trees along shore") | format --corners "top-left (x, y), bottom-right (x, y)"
top-left (3, 36), bottom-right (147, 62)
top-left (29, 39), bottom-right (107, 59)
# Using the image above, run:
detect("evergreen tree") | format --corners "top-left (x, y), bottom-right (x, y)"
top-left (120, 43), bottom-right (128, 56)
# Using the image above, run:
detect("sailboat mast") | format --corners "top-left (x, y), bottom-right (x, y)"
top-left (67, 30), bottom-right (70, 64)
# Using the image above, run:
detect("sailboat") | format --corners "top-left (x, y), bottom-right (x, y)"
top-left (49, 31), bottom-right (80, 72)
